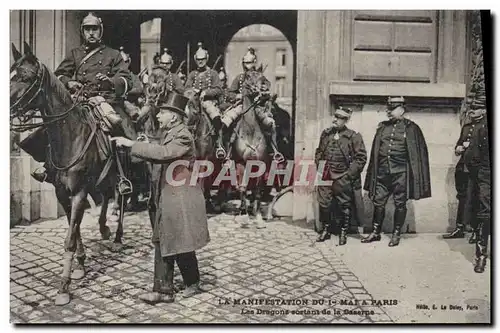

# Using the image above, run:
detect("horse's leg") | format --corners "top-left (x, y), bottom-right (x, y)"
top-left (113, 193), bottom-right (124, 247)
top-left (109, 187), bottom-right (120, 222)
top-left (55, 189), bottom-right (87, 306)
top-left (253, 178), bottom-right (266, 229)
top-left (71, 227), bottom-right (86, 280)
top-left (238, 184), bottom-right (250, 228)
top-left (99, 192), bottom-right (111, 240)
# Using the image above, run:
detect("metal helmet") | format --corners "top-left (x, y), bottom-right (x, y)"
top-left (160, 48), bottom-right (173, 65)
top-left (119, 46), bottom-right (130, 63)
top-left (80, 12), bottom-right (103, 40)
top-left (242, 47), bottom-right (257, 64)
top-left (194, 42), bottom-right (209, 61)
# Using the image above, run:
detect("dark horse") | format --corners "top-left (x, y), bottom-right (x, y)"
top-left (10, 43), bottom-right (127, 305)
top-left (183, 87), bottom-right (224, 211)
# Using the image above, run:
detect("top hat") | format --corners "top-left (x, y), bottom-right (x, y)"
top-left (387, 96), bottom-right (405, 105)
top-left (334, 106), bottom-right (353, 119)
top-left (159, 92), bottom-right (189, 117)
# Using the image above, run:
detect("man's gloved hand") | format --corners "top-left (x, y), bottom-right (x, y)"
top-left (67, 80), bottom-right (83, 92)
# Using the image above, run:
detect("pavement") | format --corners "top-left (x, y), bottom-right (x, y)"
top-left (10, 208), bottom-right (490, 324)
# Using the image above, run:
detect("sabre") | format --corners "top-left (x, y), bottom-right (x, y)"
top-left (212, 55), bottom-right (222, 70)
top-left (175, 60), bottom-right (186, 75)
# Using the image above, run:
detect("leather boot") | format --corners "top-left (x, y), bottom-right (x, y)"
top-left (316, 207), bottom-right (331, 242)
top-left (443, 200), bottom-right (466, 239)
top-left (215, 128), bottom-right (226, 160)
top-left (474, 217), bottom-right (489, 273)
top-left (468, 230), bottom-right (479, 244)
top-left (389, 207), bottom-right (407, 247)
top-left (361, 206), bottom-right (385, 243)
top-left (339, 208), bottom-right (351, 246)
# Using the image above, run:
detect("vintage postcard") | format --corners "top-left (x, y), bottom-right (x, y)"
top-left (9, 9), bottom-right (491, 324)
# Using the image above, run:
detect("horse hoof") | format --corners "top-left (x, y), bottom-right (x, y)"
top-left (108, 215), bottom-right (119, 223)
top-left (111, 242), bottom-right (123, 252)
top-left (100, 226), bottom-right (111, 240)
top-left (54, 293), bottom-right (71, 306)
top-left (256, 223), bottom-right (267, 229)
top-left (71, 269), bottom-right (85, 280)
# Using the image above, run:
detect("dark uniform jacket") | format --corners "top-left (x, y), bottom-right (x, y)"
top-left (185, 67), bottom-right (222, 100)
top-left (364, 118), bottom-right (431, 200)
top-left (315, 126), bottom-right (367, 226)
top-left (227, 70), bottom-right (271, 103)
top-left (54, 44), bottom-right (132, 103)
top-left (461, 117), bottom-right (488, 170)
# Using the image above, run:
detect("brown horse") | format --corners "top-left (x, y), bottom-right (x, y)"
top-left (10, 42), bottom-right (127, 305)
top-left (231, 69), bottom-right (275, 228)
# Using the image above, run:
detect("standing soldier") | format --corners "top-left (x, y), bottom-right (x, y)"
top-left (468, 103), bottom-right (490, 273)
top-left (314, 107), bottom-right (367, 245)
top-left (185, 42), bottom-right (223, 154)
top-left (442, 101), bottom-right (486, 242)
top-left (27, 12), bottom-right (135, 184)
top-left (362, 97), bottom-right (431, 247)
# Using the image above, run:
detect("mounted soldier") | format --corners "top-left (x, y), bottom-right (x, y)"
top-left (27, 12), bottom-right (136, 185)
top-left (222, 47), bottom-right (282, 162)
top-left (218, 67), bottom-right (232, 112)
top-left (185, 42), bottom-right (224, 157)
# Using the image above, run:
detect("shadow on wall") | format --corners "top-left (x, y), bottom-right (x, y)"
top-left (445, 165), bottom-right (459, 233)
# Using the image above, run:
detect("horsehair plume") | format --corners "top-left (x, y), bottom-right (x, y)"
top-left (247, 46), bottom-right (255, 54)
top-left (119, 46), bottom-right (124, 51)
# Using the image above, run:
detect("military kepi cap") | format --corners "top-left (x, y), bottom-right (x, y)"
top-left (334, 106), bottom-right (353, 119)
top-left (159, 92), bottom-right (189, 117)
top-left (387, 96), bottom-right (405, 105)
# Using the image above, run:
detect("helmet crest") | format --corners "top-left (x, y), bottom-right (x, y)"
top-left (194, 42), bottom-right (209, 61)
top-left (160, 48), bottom-right (173, 65)
top-left (242, 47), bottom-right (257, 64)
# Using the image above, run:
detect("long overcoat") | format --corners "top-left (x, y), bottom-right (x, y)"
top-left (364, 118), bottom-right (432, 200)
top-left (130, 122), bottom-right (210, 257)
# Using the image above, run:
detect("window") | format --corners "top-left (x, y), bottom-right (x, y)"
top-left (275, 76), bottom-right (286, 98)
top-left (276, 49), bottom-right (287, 67)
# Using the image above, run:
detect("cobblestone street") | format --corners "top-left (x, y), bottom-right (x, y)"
top-left (10, 209), bottom-right (393, 324)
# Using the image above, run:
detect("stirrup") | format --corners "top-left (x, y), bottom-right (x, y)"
top-left (273, 151), bottom-right (285, 163)
top-left (216, 147), bottom-right (227, 160)
top-left (118, 177), bottom-right (133, 195)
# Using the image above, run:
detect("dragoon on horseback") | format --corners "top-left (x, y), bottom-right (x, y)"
top-left (222, 47), bottom-right (283, 163)
top-left (25, 12), bottom-right (136, 194)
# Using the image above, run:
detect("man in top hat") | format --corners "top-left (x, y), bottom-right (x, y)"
top-left (112, 92), bottom-right (210, 302)
top-left (185, 42), bottom-right (223, 152)
top-left (362, 97), bottom-right (431, 247)
top-left (26, 12), bottom-right (135, 184)
top-left (314, 107), bottom-right (367, 245)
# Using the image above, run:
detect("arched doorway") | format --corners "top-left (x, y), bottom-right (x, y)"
top-left (224, 24), bottom-right (294, 116)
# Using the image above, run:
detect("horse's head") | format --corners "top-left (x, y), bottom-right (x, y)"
top-left (183, 87), bottom-right (202, 128)
top-left (10, 42), bottom-right (46, 122)
top-left (145, 65), bottom-right (170, 106)
top-left (242, 67), bottom-right (271, 98)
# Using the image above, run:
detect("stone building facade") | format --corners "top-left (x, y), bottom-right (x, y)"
top-left (10, 10), bottom-right (480, 233)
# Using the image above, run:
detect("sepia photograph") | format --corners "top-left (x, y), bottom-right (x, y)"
top-left (8, 9), bottom-right (492, 324)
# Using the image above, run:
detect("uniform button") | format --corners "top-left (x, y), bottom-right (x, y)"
top-left (83, 61), bottom-right (86, 64)
top-left (83, 71), bottom-right (87, 75)
top-left (388, 150), bottom-right (391, 152)
top-left (99, 61), bottom-right (102, 64)
top-left (99, 51), bottom-right (103, 54)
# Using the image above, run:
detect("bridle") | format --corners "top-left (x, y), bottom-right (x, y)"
top-left (10, 60), bottom-right (82, 132)
top-left (10, 59), bottom-right (96, 171)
